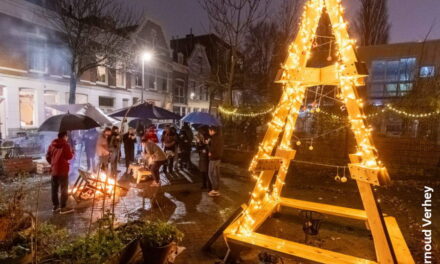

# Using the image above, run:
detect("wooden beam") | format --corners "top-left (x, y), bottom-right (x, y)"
top-left (279, 197), bottom-right (368, 221)
top-left (226, 232), bottom-right (377, 264)
top-left (384, 217), bottom-right (415, 264)
top-left (356, 181), bottom-right (396, 263)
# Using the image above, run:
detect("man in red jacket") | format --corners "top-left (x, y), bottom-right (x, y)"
top-left (46, 131), bottom-right (74, 214)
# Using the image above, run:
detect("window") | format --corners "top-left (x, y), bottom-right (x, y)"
top-left (99, 96), bottom-right (114, 107)
top-left (77, 93), bottom-right (88, 104)
top-left (157, 70), bottom-right (167, 92)
top-left (116, 65), bottom-right (125, 88)
top-left (28, 43), bottom-right (47, 72)
top-left (173, 79), bottom-right (186, 104)
top-left (66, 93), bottom-right (88, 104)
top-left (369, 58), bottom-right (416, 98)
top-left (173, 106), bottom-right (181, 115)
top-left (133, 97), bottom-right (139, 104)
top-left (44, 91), bottom-right (58, 118)
top-left (122, 98), bottom-right (129, 108)
top-left (19, 88), bottom-right (36, 127)
top-left (97, 66), bottom-right (107, 84)
top-left (51, 48), bottom-right (70, 76)
top-left (420, 66), bottom-right (435, 78)
top-left (178, 53), bottom-right (184, 64)
top-left (148, 75), bottom-right (155, 89)
top-left (135, 73), bottom-right (143, 87)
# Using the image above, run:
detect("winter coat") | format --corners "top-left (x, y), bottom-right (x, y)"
top-left (161, 131), bottom-right (177, 149)
top-left (123, 132), bottom-right (137, 161)
top-left (196, 134), bottom-right (209, 172)
top-left (46, 138), bottom-right (74, 177)
top-left (96, 134), bottom-right (110, 157)
top-left (108, 132), bottom-right (120, 151)
top-left (143, 129), bottom-right (159, 143)
top-left (178, 130), bottom-right (192, 152)
top-left (143, 141), bottom-right (167, 162)
top-left (209, 132), bottom-right (224, 161)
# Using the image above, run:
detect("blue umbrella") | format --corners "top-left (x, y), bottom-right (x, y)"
top-left (181, 112), bottom-right (221, 126)
top-left (110, 102), bottom-right (180, 120)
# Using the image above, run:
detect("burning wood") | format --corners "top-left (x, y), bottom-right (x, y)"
top-left (70, 170), bottom-right (124, 202)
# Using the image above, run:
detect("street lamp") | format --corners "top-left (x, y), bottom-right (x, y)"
top-left (141, 51), bottom-right (153, 102)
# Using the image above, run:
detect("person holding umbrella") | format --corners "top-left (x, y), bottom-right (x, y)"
top-left (208, 126), bottom-right (223, 197)
top-left (195, 126), bottom-right (211, 190)
top-left (96, 127), bottom-right (112, 173)
top-left (46, 131), bottom-right (74, 214)
top-left (123, 127), bottom-right (137, 173)
top-left (108, 126), bottom-right (121, 178)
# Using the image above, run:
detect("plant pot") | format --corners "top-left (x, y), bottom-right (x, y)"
top-left (105, 239), bottom-right (141, 264)
top-left (139, 240), bottom-right (173, 264)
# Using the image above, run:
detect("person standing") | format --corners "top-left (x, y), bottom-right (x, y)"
top-left (208, 126), bottom-right (223, 197)
top-left (96, 127), bottom-right (112, 173)
top-left (144, 125), bottom-right (159, 143)
top-left (142, 139), bottom-right (167, 185)
top-left (123, 127), bottom-right (137, 173)
top-left (108, 126), bottom-right (121, 178)
top-left (196, 126), bottom-right (211, 190)
top-left (83, 128), bottom-right (98, 172)
top-left (161, 126), bottom-right (177, 174)
top-left (46, 131), bottom-right (74, 214)
top-left (178, 123), bottom-right (193, 170)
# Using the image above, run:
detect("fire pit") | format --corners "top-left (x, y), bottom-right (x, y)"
top-left (70, 170), bottom-right (125, 202)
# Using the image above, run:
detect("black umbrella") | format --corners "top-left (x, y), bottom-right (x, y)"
top-left (110, 102), bottom-right (181, 120)
top-left (38, 114), bottom-right (100, 132)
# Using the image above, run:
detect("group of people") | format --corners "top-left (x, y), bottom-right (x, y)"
top-left (45, 122), bottom-right (224, 214)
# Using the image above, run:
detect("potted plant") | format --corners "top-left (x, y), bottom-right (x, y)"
top-left (136, 221), bottom-right (183, 264)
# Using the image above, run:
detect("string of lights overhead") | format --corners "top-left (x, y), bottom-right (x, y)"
top-left (218, 105), bottom-right (274, 117)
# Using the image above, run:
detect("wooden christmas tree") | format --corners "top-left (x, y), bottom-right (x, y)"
top-left (223, 0), bottom-right (414, 263)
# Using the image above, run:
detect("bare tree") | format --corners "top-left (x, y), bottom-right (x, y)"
top-left (354, 0), bottom-right (391, 46)
top-left (45, 0), bottom-right (141, 104)
top-left (200, 0), bottom-right (270, 106)
top-left (244, 0), bottom-right (301, 102)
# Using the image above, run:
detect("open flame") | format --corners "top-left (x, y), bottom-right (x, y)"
top-left (69, 171), bottom-right (117, 201)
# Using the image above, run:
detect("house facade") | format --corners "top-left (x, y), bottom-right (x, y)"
top-left (171, 33), bottom-right (234, 115)
top-left (0, 0), bottom-right (176, 138)
top-left (357, 40), bottom-right (440, 138)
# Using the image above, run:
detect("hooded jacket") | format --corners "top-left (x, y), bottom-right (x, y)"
top-left (46, 138), bottom-right (74, 177)
top-left (209, 132), bottom-right (223, 161)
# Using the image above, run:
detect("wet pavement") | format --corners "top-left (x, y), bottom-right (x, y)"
top-left (3, 153), bottom-right (436, 263)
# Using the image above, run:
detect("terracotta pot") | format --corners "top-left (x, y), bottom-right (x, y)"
top-left (139, 240), bottom-right (173, 264)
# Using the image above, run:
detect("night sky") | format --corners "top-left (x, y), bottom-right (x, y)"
top-left (126, 0), bottom-right (440, 44)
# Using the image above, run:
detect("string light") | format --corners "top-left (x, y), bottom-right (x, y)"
top-left (218, 105), bottom-right (274, 117)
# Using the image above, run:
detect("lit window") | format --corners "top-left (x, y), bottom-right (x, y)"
top-left (19, 88), bottom-right (36, 127)
top-left (420, 66), bottom-right (435, 78)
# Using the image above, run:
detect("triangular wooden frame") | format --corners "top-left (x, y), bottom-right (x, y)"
top-left (223, 0), bottom-right (414, 263)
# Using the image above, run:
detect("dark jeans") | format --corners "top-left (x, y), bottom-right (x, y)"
top-left (151, 160), bottom-right (166, 182)
top-left (51, 175), bottom-right (68, 208)
top-left (202, 171), bottom-right (212, 190)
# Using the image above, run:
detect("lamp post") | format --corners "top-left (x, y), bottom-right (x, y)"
top-left (141, 51), bottom-right (153, 102)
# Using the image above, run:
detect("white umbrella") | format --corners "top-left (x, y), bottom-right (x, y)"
top-left (48, 103), bottom-right (119, 126)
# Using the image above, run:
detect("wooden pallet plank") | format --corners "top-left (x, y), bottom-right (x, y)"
top-left (279, 197), bottom-right (368, 221)
top-left (384, 217), bottom-right (415, 264)
top-left (226, 232), bottom-right (376, 264)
